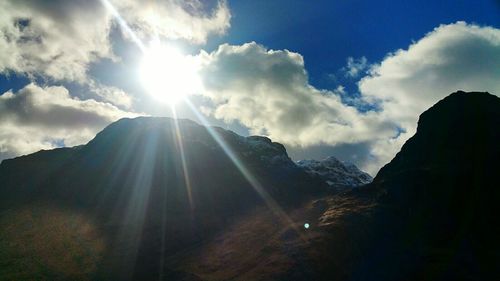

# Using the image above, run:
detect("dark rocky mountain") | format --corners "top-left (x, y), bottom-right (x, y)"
top-left (0, 117), bottom-right (327, 280)
top-left (296, 156), bottom-right (372, 190)
top-left (360, 91), bottom-right (500, 280)
top-left (0, 91), bottom-right (498, 280)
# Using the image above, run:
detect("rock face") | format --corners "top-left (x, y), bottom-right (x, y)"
top-left (362, 91), bottom-right (500, 280)
top-left (0, 117), bottom-right (327, 280)
top-left (297, 156), bottom-right (372, 189)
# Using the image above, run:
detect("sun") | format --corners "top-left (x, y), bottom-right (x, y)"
top-left (139, 42), bottom-right (201, 104)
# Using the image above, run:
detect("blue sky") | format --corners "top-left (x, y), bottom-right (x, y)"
top-left (215, 1), bottom-right (498, 79)
top-left (0, 0), bottom-right (498, 174)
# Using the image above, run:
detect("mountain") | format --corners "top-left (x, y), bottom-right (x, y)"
top-left (165, 91), bottom-right (499, 281)
top-left (359, 91), bottom-right (500, 280)
top-left (0, 117), bottom-right (326, 209)
top-left (296, 156), bottom-right (372, 190)
top-left (0, 91), bottom-right (498, 280)
top-left (0, 117), bottom-right (327, 280)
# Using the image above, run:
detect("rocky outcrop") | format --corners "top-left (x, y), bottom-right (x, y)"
top-left (297, 156), bottom-right (372, 190)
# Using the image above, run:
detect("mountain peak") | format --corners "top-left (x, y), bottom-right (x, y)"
top-left (354, 91), bottom-right (500, 280)
top-left (375, 91), bottom-right (499, 183)
top-left (297, 155), bottom-right (372, 190)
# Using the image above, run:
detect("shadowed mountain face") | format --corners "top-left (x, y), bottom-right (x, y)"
top-left (360, 91), bottom-right (500, 280)
top-left (0, 117), bottom-right (327, 280)
top-left (0, 118), bottom-right (324, 208)
top-left (0, 91), bottom-right (498, 280)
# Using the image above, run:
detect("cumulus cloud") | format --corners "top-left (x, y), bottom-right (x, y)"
top-left (197, 22), bottom-right (500, 174)
top-left (198, 42), bottom-right (397, 156)
top-left (0, 83), bottom-right (136, 161)
top-left (0, 0), bottom-right (231, 83)
top-left (0, 0), bottom-right (113, 83)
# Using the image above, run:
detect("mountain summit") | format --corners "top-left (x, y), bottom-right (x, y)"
top-left (297, 156), bottom-right (372, 190)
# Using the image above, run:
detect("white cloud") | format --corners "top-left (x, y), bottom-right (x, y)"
top-left (110, 0), bottom-right (231, 44)
top-left (198, 42), bottom-right (397, 165)
top-left (197, 22), bottom-right (500, 174)
top-left (0, 0), bottom-right (114, 83)
top-left (0, 0), bottom-right (231, 83)
top-left (0, 0), bottom-right (231, 161)
top-left (89, 81), bottom-right (134, 110)
top-left (0, 83), bottom-right (137, 161)
top-left (344, 56), bottom-right (368, 78)
top-left (358, 22), bottom-right (500, 170)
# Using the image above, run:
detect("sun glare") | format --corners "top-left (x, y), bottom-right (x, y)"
top-left (139, 42), bottom-right (201, 104)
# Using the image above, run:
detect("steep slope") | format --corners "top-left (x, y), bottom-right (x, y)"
top-left (0, 117), bottom-right (327, 280)
top-left (297, 156), bottom-right (372, 190)
top-left (361, 91), bottom-right (500, 280)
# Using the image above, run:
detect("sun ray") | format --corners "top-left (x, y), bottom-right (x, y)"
top-left (100, 0), bottom-right (146, 52)
top-left (100, 0), bottom-right (306, 243)
top-left (171, 107), bottom-right (194, 210)
top-left (184, 100), bottom-right (308, 241)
